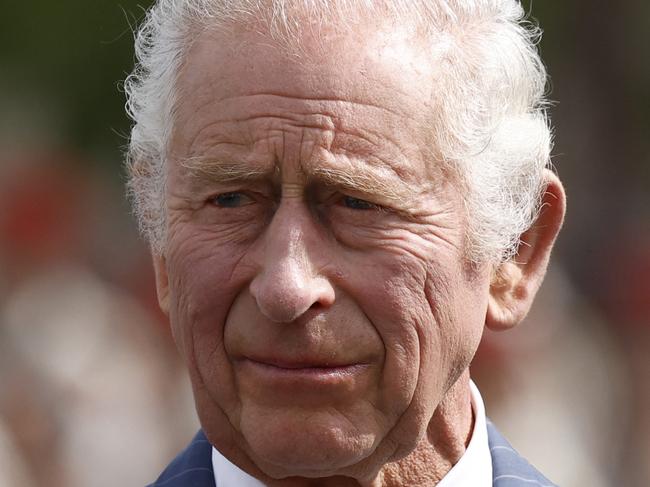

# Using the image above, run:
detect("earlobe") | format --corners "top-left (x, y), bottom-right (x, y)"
top-left (486, 169), bottom-right (566, 331)
top-left (152, 253), bottom-right (171, 315)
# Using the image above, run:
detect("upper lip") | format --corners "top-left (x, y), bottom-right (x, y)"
top-left (243, 355), bottom-right (359, 369)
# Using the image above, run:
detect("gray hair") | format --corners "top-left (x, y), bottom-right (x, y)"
top-left (125, 0), bottom-right (552, 263)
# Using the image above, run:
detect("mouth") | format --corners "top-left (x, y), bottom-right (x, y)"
top-left (245, 355), bottom-right (368, 372)
top-left (236, 355), bottom-right (372, 385)
top-left (246, 355), bottom-right (359, 369)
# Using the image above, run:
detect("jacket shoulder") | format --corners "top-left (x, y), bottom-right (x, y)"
top-left (487, 421), bottom-right (558, 487)
top-left (147, 430), bottom-right (215, 487)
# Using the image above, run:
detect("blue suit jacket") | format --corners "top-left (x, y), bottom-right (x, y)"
top-left (148, 422), bottom-right (557, 486)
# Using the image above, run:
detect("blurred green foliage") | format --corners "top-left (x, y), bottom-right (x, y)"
top-left (0, 1), bottom-right (154, 162)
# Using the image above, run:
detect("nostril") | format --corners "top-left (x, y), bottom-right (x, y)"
top-left (249, 260), bottom-right (335, 322)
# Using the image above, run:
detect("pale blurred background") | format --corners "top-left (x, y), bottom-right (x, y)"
top-left (0, 2), bottom-right (648, 486)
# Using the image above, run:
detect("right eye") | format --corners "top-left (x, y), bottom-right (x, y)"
top-left (209, 192), bottom-right (254, 208)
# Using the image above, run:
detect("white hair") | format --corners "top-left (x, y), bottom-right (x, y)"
top-left (125, 0), bottom-right (552, 263)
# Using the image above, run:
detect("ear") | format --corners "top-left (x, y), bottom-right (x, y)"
top-left (486, 169), bottom-right (566, 331)
top-left (152, 252), bottom-right (170, 315)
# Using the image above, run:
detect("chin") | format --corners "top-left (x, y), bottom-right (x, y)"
top-left (239, 408), bottom-right (380, 478)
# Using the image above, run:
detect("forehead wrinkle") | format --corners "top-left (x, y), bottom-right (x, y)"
top-left (331, 128), bottom-right (422, 184)
top-left (186, 90), bottom-right (419, 128)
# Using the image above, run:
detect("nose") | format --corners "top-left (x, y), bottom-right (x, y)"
top-left (249, 204), bottom-right (335, 323)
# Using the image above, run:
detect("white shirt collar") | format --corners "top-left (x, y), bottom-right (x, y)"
top-left (212, 447), bottom-right (265, 487)
top-left (211, 381), bottom-right (492, 486)
top-left (436, 380), bottom-right (492, 487)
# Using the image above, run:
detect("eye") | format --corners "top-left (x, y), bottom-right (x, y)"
top-left (342, 195), bottom-right (378, 210)
top-left (210, 192), bottom-right (254, 208)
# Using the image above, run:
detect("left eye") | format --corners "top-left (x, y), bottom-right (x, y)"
top-left (342, 195), bottom-right (377, 210)
top-left (210, 192), bottom-right (253, 208)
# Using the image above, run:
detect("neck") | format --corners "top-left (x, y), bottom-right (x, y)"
top-left (378, 372), bottom-right (474, 486)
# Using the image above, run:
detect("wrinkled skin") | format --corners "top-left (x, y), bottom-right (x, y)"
top-left (152, 22), bottom-right (562, 486)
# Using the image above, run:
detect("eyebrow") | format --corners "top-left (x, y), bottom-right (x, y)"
top-left (180, 157), bottom-right (275, 183)
top-left (310, 166), bottom-right (409, 204)
top-left (179, 156), bottom-right (411, 205)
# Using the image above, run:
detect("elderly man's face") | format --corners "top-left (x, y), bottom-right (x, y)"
top-left (155, 25), bottom-right (492, 480)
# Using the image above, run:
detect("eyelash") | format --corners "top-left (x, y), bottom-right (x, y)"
top-left (207, 191), bottom-right (383, 213)
top-left (339, 195), bottom-right (380, 211)
top-left (209, 192), bottom-right (254, 208)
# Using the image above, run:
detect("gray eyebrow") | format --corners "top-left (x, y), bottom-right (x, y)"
top-left (179, 157), bottom-right (276, 183)
top-left (179, 156), bottom-right (411, 206)
top-left (310, 167), bottom-right (409, 204)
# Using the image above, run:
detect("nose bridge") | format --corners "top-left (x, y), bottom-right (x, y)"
top-left (268, 202), bottom-right (310, 264)
top-left (250, 200), bottom-right (334, 323)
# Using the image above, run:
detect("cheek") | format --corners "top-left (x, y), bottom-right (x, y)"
top-left (167, 223), bottom-right (250, 315)
top-left (165, 226), bottom-right (253, 394)
top-left (337, 242), bottom-right (488, 431)
top-left (338, 250), bottom-right (431, 418)
top-left (423, 265), bottom-right (490, 388)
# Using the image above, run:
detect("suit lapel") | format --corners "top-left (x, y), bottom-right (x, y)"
top-left (147, 430), bottom-right (215, 487)
top-left (487, 421), bottom-right (557, 487)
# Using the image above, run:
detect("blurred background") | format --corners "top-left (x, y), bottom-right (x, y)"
top-left (0, 1), bottom-right (648, 486)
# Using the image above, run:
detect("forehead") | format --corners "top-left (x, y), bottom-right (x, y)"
top-left (185, 21), bottom-right (434, 97)
top-left (173, 22), bottom-right (437, 133)
top-left (169, 23), bottom-right (450, 196)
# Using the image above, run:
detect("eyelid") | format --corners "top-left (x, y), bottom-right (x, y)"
top-left (340, 195), bottom-right (381, 210)
top-left (208, 191), bottom-right (255, 207)
top-left (306, 182), bottom-right (373, 207)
